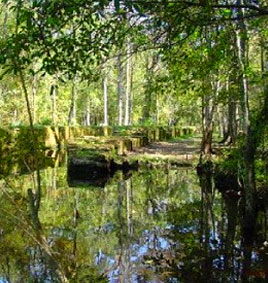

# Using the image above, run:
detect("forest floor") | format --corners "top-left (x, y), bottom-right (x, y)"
top-left (127, 137), bottom-right (201, 165)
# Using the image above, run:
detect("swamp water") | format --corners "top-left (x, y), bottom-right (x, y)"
top-left (0, 160), bottom-right (268, 282)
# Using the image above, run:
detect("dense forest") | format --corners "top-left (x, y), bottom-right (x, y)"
top-left (0, 0), bottom-right (268, 282)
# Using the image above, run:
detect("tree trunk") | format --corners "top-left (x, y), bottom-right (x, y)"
top-left (198, 165), bottom-right (214, 281)
top-left (143, 54), bottom-right (158, 123)
top-left (68, 80), bottom-right (77, 126)
top-left (85, 96), bottom-right (91, 126)
top-left (217, 105), bottom-right (227, 140)
top-left (143, 57), bottom-right (152, 122)
top-left (50, 81), bottom-right (57, 125)
top-left (124, 40), bottom-right (131, 126)
top-left (200, 80), bottom-right (218, 160)
top-left (236, 0), bottom-right (256, 242)
top-left (129, 55), bottom-right (134, 125)
top-left (13, 109), bottom-right (18, 125)
top-left (220, 78), bottom-right (237, 145)
top-left (103, 74), bottom-right (109, 126)
top-left (117, 53), bottom-right (124, 126)
top-left (31, 75), bottom-right (37, 124)
top-left (226, 75), bottom-right (238, 145)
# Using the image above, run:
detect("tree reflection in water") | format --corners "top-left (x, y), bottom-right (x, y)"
top-left (0, 164), bottom-right (267, 282)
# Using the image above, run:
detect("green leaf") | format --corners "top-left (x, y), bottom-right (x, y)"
top-left (222, 9), bottom-right (231, 16)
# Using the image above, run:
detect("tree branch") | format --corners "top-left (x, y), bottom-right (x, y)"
top-left (127, 0), bottom-right (268, 16)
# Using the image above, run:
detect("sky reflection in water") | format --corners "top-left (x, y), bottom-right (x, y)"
top-left (0, 166), bottom-right (267, 282)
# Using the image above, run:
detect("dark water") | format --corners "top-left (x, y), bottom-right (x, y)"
top-left (0, 161), bottom-right (268, 282)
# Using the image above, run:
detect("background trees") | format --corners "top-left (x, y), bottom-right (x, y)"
top-left (0, 1), bottom-right (268, 281)
top-left (0, 0), bottom-right (267, 204)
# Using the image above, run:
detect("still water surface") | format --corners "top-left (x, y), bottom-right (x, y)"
top-left (0, 162), bottom-right (267, 282)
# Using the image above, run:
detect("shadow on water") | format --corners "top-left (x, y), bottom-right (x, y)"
top-left (0, 156), bottom-right (268, 282)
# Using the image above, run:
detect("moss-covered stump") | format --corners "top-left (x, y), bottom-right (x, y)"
top-left (109, 138), bottom-right (132, 155)
top-left (59, 126), bottom-right (70, 144)
top-left (69, 135), bottom-right (147, 156)
top-left (130, 136), bottom-right (149, 149)
top-left (112, 126), bottom-right (195, 142)
top-left (81, 126), bottom-right (112, 137)
top-left (43, 126), bottom-right (58, 148)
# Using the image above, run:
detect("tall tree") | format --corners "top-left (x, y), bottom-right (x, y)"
top-left (103, 73), bottom-right (109, 126)
top-left (235, 0), bottom-right (256, 237)
top-left (68, 80), bottom-right (77, 126)
top-left (124, 40), bottom-right (132, 126)
top-left (117, 53), bottom-right (124, 126)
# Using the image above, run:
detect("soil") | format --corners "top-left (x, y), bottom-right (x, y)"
top-left (128, 137), bottom-right (201, 161)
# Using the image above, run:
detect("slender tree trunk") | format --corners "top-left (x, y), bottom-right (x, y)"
top-left (50, 81), bottom-right (57, 125)
top-left (143, 54), bottom-right (158, 122)
top-left (156, 94), bottom-right (159, 125)
top-left (28, 188), bottom-right (68, 282)
top-left (126, 179), bottom-right (131, 235)
top-left (143, 56), bottom-right (151, 122)
top-left (103, 74), bottom-right (109, 126)
top-left (85, 96), bottom-right (91, 126)
top-left (117, 53), bottom-right (124, 126)
top-left (216, 105), bottom-right (226, 139)
top-left (198, 166), bottom-right (214, 281)
top-left (14, 4), bottom-right (42, 220)
top-left (224, 196), bottom-right (238, 277)
top-left (129, 55), bottom-right (134, 125)
top-left (68, 80), bottom-right (77, 126)
top-left (200, 80), bottom-right (218, 160)
top-left (13, 109), bottom-right (18, 125)
top-left (72, 191), bottom-right (79, 260)
top-left (124, 40), bottom-right (131, 126)
top-left (31, 75), bottom-right (37, 124)
top-left (227, 88), bottom-right (237, 144)
top-left (201, 98), bottom-right (214, 159)
top-left (117, 178), bottom-right (125, 272)
top-left (220, 78), bottom-right (237, 145)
